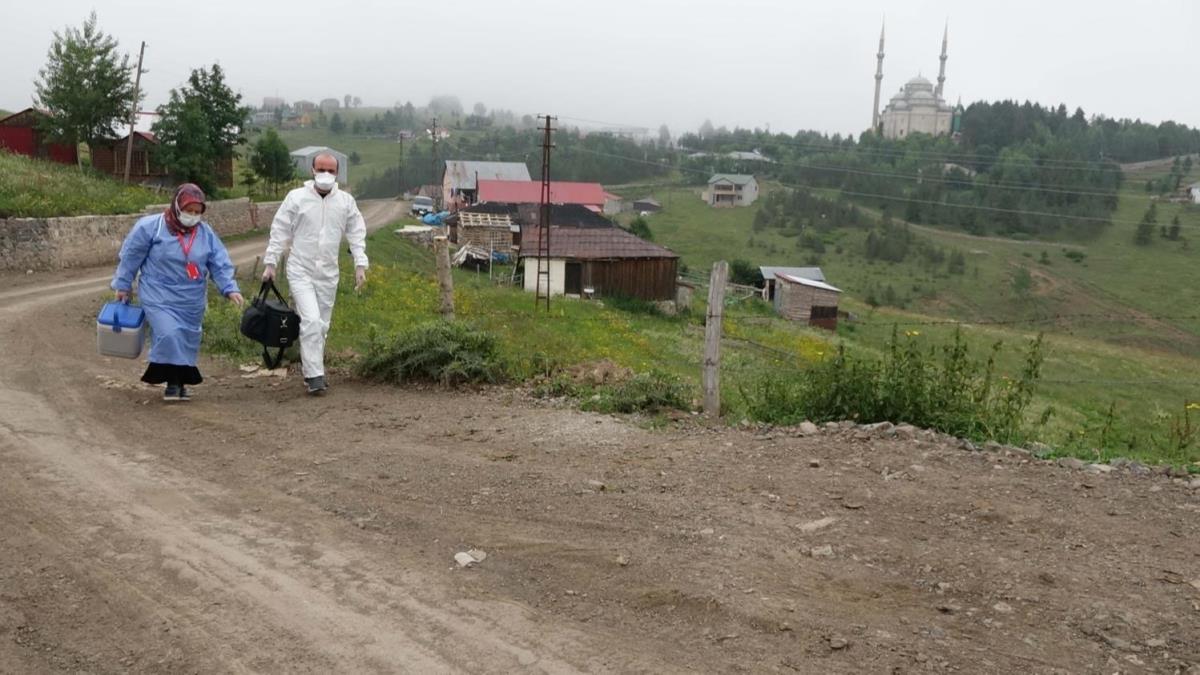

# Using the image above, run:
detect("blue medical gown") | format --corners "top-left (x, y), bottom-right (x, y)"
top-left (111, 214), bottom-right (239, 366)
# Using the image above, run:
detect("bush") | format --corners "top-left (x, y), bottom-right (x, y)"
top-left (356, 320), bottom-right (505, 385)
top-left (536, 369), bottom-right (691, 415)
top-left (581, 370), bottom-right (691, 414)
top-left (734, 328), bottom-right (1044, 443)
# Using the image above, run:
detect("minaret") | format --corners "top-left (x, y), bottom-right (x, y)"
top-left (935, 22), bottom-right (948, 100)
top-left (872, 21), bottom-right (885, 131)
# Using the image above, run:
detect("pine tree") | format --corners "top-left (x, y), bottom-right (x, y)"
top-left (1168, 214), bottom-right (1182, 241)
top-left (1134, 203), bottom-right (1157, 245)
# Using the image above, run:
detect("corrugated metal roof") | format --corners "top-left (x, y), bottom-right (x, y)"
top-left (708, 173), bottom-right (756, 185)
top-left (477, 180), bottom-right (606, 206)
top-left (519, 227), bottom-right (678, 260)
top-left (760, 266), bottom-right (825, 282)
top-left (290, 145), bottom-right (348, 159)
top-left (443, 161), bottom-right (531, 190)
top-left (777, 273), bottom-right (841, 293)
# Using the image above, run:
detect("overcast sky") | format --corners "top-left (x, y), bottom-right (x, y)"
top-left (4, 0), bottom-right (1197, 138)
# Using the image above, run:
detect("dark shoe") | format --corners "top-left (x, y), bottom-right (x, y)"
top-left (163, 384), bottom-right (181, 401)
top-left (305, 376), bottom-right (328, 395)
top-left (178, 385), bottom-right (192, 402)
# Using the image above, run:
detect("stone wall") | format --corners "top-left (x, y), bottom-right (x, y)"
top-left (0, 198), bottom-right (284, 272)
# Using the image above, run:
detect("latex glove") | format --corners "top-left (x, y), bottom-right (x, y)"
top-left (355, 266), bottom-right (367, 292)
top-left (115, 290), bottom-right (131, 304)
top-left (227, 292), bottom-right (245, 307)
top-left (262, 264), bottom-right (276, 282)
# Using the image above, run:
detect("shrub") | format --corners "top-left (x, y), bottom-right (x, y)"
top-left (581, 370), bottom-right (691, 414)
top-left (734, 328), bottom-right (1044, 443)
top-left (356, 320), bottom-right (505, 385)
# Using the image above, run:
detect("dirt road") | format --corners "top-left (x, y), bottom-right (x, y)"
top-left (2, 203), bottom-right (1199, 672)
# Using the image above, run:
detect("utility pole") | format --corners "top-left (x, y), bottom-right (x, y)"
top-left (430, 116), bottom-right (440, 210)
top-left (123, 41), bottom-right (146, 183)
top-left (397, 133), bottom-right (404, 198)
top-left (534, 114), bottom-right (556, 311)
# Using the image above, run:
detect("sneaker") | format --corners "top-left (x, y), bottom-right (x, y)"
top-left (163, 384), bottom-right (181, 401)
top-left (305, 376), bottom-right (328, 395)
top-left (178, 385), bottom-right (192, 402)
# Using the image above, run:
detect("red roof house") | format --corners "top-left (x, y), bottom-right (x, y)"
top-left (477, 180), bottom-right (607, 210)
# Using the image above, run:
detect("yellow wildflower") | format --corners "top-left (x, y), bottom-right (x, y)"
top-left (1187, 402), bottom-right (1200, 411)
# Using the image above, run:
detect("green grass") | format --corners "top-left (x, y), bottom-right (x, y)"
top-left (0, 151), bottom-right (164, 217)
top-left (632, 176), bottom-right (1200, 464)
top-left (200, 166), bottom-right (1200, 465)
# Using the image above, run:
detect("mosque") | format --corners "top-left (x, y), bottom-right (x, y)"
top-left (871, 24), bottom-right (964, 139)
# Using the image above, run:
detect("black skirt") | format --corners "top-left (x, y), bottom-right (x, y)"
top-left (141, 362), bottom-right (203, 386)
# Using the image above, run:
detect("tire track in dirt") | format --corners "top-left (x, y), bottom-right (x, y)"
top-left (0, 199), bottom-right (672, 673)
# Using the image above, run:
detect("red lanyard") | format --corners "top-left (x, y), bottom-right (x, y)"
top-left (176, 227), bottom-right (198, 261)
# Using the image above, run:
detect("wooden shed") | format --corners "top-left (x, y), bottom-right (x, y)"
top-left (773, 273), bottom-right (842, 330)
top-left (453, 210), bottom-right (518, 254)
top-left (90, 132), bottom-right (170, 185)
top-left (519, 227), bottom-right (678, 301)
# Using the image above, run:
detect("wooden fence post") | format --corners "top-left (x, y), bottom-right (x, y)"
top-left (703, 260), bottom-right (728, 416)
top-left (434, 235), bottom-right (455, 319)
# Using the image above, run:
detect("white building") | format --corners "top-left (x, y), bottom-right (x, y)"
top-left (1190, 182), bottom-right (1200, 204)
top-left (289, 146), bottom-right (349, 184)
top-left (704, 174), bottom-right (759, 207)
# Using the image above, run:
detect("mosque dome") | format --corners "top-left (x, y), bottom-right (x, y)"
top-left (904, 76), bottom-right (935, 93)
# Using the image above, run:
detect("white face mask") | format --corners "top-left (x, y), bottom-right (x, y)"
top-left (314, 171), bottom-right (337, 189)
top-left (178, 212), bottom-right (202, 227)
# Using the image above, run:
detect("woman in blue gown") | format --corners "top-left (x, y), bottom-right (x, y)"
top-left (111, 183), bottom-right (244, 401)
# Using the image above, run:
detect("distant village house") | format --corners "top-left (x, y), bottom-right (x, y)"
top-left (289, 146), bottom-right (348, 184)
top-left (441, 160), bottom-right (531, 210)
top-left (632, 197), bottom-right (662, 213)
top-left (477, 179), bottom-right (608, 212)
top-left (704, 174), bottom-right (759, 207)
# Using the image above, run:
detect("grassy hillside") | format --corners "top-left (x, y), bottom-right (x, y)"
top-left (617, 173), bottom-right (1200, 457)
top-left (202, 223), bottom-right (1200, 466)
top-left (0, 151), bottom-right (165, 218)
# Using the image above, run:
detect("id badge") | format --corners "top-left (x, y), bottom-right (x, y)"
top-left (185, 261), bottom-right (201, 281)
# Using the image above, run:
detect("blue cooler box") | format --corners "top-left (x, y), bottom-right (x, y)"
top-left (97, 301), bottom-right (147, 359)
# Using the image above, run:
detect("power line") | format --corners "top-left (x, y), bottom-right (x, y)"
top-left (738, 157), bottom-right (1145, 202)
top-left (561, 145), bottom-right (1152, 227)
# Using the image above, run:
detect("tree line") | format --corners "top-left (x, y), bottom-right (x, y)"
top-left (678, 103), bottom-right (1199, 239)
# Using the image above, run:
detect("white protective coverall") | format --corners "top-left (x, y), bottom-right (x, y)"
top-left (263, 180), bottom-right (368, 379)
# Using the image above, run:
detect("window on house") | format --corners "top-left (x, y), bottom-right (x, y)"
top-left (810, 306), bottom-right (838, 320)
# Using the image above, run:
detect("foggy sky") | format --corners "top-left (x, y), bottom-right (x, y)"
top-left (4, 0), bottom-right (1197, 138)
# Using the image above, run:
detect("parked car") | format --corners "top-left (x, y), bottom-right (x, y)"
top-left (411, 195), bottom-right (435, 216)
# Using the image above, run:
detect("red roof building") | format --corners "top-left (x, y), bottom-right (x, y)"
top-left (477, 180), bottom-right (607, 210)
top-left (0, 108), bottom-right (79, 166)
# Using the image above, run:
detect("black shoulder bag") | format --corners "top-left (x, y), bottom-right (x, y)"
top-left (239, 280), bottom-right (301, 369)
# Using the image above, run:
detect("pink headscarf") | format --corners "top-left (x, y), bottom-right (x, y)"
top-left (164, 183), bottom-right (207, 234)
